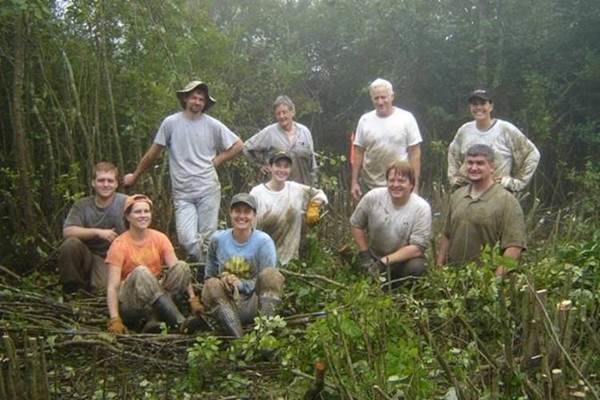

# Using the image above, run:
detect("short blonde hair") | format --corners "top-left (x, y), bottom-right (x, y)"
top-left (385, 160), bottom-right (415, 187)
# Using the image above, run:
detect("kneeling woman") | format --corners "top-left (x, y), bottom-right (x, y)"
top-left (202, 193), bottom-right (284, 338)
top-left (105, 194), bottom-right (202, 334)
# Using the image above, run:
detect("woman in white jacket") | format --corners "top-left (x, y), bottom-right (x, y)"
top-left (250, 151), bottom-right (328, 265)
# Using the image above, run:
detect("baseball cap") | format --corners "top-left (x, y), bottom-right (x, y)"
top-left (468, 89), bottom-right (492, 103)
top-left (269, 150), bottom-right (293, 165)
top-left (230, 193), bottom-right (257, 211)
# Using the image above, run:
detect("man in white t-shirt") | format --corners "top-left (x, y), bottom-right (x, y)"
top-left (351, 78), bottom-right (422, 201)
top-left (448, 89), bottom-right (540, 192)
top-left (124, 81), bottom-right (243, 261)
top-left (350, 160), bottom-right (431, 287)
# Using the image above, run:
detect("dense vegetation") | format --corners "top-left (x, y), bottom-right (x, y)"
top-left (1, 0), bottom-right (599, 398)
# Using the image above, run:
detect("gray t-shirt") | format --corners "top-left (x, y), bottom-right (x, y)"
top-left (243, 122), bottom-right (317, 185)
top-left (350, 188), bottom-right (431, 257)
top-left (154, 112), bottom-right (240, 199)
top-left (63, 193), bottom-right (128, 257)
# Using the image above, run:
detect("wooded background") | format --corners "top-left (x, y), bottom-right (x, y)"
top-left (1, 0), bottom-right (599, 269)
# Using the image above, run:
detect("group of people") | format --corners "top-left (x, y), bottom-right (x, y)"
top-left (56, 77), bottom-right (539, 336)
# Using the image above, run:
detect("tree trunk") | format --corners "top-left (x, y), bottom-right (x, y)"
top-left (12, 10), bottom-right (37, 236)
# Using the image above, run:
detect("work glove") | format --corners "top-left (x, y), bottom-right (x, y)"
top-left (219, 272), bottom-right (241, 303)
top-left (107, 317), bottom-right (128, 334)
top-left (189, 297), bottom-right (205, 317)
top-left (357, 250), bottom-right (376, 272)
top-left (305, 200), bottom-right (321, 226)
top-left (357, 250), bottom-right (386, 280)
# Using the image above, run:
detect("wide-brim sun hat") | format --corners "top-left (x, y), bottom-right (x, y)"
top-left (176, 80), bottom-right (217, 111)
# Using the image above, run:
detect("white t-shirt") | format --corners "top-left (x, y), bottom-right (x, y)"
top-left (350, 188), bottom-right (431, 257)
top-left (250, 181), bottom-right (328, 265)
top-left (154, 112), bottom-right (239, 199)
top-left (448, 119), bottom-right (540, 192)
top-left (354, 107), bottom-right (422, 188)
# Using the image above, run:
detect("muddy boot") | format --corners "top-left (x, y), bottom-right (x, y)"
top-left (153, 294), bottom-right (185, 330)
top-left (214, 301), bottom-right (243, 338)
top-left (141, 313), bottom-right (162, 333)
top-left (259, 295), bottom-right (281, 317)
top-left (180, 315), bottom-right (213, 334)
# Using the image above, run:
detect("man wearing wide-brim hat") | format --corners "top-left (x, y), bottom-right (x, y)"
top-left (124, 80), bottom-right (243, 263)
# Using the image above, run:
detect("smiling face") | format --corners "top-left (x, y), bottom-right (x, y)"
top-left (230, 203), bottom-right (256, 231)
top-left (370, 86), bottom-right (394, 117)
top-left (126, 201), bottom-right (152, 231)
top-left (274, 104), bottom-right (295, 131)
top-left (469, 98), bottom-right (494, 124)
top-left (184, 89), bottom-right (207, 114)
top-left (91, 170), bottom-right (118, 201)
top-left (466, 154), bottom-right (495, 184)
top-left (386, 169), bottom-right (414, 203)
top-left (270, 159), bottom-right (292, 183)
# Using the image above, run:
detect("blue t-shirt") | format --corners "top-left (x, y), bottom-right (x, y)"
top-left (206, 229), bottom-right (277, 295)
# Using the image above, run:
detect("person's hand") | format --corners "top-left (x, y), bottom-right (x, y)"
top-left (351, 182), bottom-right (362, 202)
top-left (123, 173), bottom-right (137, 187)
top-left (305, 200), bottom-right (321, 226)
top-left (495, 266), bottom-right (508, 277)
top-left (97, 229), bottom-right (118, 243)
top-left (357, 250), bottom-right (375, 272)
top-left (107, 317), bottom-right (128, 334)
top-left (260, 164), bottom-right (271, 175)
top-left (189, 297), bottom-right (205, 317)
top-left (222, 273), bottom-right (241, 289)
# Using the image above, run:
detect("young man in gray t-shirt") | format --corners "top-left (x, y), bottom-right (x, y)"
top-left (58, 162), bottom-right (127, 293)
top-left (124, 81), bottom-right (243, 262)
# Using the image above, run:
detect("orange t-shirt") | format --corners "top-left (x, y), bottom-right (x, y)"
top-left (105, 229), bottom-right (175, 280)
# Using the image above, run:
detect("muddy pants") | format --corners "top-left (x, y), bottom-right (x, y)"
top-left (57, 237), bottom-right (108, 293)
top-left (387, 257), bottom-right (427, 287)
top-left (201, 267), bottom-right (285, 324)
top-left (119, 261), bottom-right (191, 326)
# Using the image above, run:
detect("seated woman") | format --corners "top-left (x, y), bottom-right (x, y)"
top-left (105, 194), bottom-right (203, 334)
top-left (250, 151), bottom-right (328, 265)
top-left (201, 193), bottom-right (285, 338)
top-left (350, 161), bottom-right (432, 286)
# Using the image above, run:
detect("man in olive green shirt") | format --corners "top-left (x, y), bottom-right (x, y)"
top-left (436, 144), bottom-right (526, 276)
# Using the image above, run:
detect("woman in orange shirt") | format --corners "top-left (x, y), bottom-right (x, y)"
top-left (105, 194), bottom-right (203, 334)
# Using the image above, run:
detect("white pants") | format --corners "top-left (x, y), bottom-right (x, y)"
top-left (174, 189), bottom-right (220, 262)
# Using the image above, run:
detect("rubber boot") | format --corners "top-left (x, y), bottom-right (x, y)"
top-left (141, 313), bottom-right (162, 333)
top-left (214, 301), bottom-right (243, 338)
top-left (152, 294), bottom-right (185, 330)
top-left (259, 295), bottom-right (282, 317)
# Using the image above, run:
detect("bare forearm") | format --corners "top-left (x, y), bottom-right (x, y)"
top-left (351, 147), bottom-right (364, 184)
top-left (63, 226), bottom-right (99, 241)
top-left (408, 144), bottom-right (421, 188)
top-left (436, 235), bottom-right (450, 266)
top-left (351, 226), bottom-right (369, 251)
top-left (385, 245), bottom-right (423, 264)
top-left (133, 144), bottom-right (163, 178)
top-left (214, 140), bottom-right (243, 167)
top-left (106, 266), bottom-right (122, 318)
